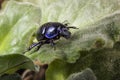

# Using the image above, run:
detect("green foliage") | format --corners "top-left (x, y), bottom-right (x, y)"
top-left (0, 0), bottom-right (120, 80)
top-left (0, 54), bottom-right (34, 76)
top-left (67, 68), bottom-right (97, 80)
top-left (0, 74), bottom-right (22, 80)
top-left (0, 1), bottom-right (41, 54)
top-left (46, 47), bottom-right (120, 80)
top-left (0, 0), bottom-right (40, 76)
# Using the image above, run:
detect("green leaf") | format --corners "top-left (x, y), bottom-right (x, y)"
top-left (18, 0), bottom-right (120, 63)
top-left (46, 47), bottom-right (120, 80)
top-left (0, 1), bottom-right (41, 54)
top-left (0, 74), bottom-right (22, 80)
top-left (1, 0), bottom-right (120, 63)
top-left (0, 54), bottom-right (34, 76)
top-left (67, 68), bottom-right (97, 80)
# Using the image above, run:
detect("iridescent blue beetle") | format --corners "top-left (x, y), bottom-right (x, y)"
top-left (26, 22), bottom-right (78, 52)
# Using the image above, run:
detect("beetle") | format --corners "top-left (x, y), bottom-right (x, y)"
top-left (25, 22), bottom-right (78, 53)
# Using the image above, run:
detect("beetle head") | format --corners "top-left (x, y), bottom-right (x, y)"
top-left (61, 27), bottom-right (71, 39)
top-left (58, 27), bottom-right (71, 39)
top-left (58, 26), bottom-right (78, 39)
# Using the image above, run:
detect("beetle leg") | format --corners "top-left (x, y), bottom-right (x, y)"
top-left (27, 42), bottom-right (41, 51)
top-left (23, 42), bottom-right (43, 53)
top-left (53, 35), bottom-right (60, 40)
top-left (27, 43), bottom-right (37, 51)
top-left (32, 41), bottom-right (49, 52)
top-left (33, 44), bottom-right (42, 52)
top-left (49, 39), bottom-right (56, 50)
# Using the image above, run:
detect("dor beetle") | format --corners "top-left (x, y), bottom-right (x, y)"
top-left (25, 22), bottom-right (78, 53)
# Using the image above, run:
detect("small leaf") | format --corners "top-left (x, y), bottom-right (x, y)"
top-left (67, 68), bottom-right (97, 80)
top-left (0, 74), bottom-right (22, 80)
top-left (0, 54), bottom-right (35, 76)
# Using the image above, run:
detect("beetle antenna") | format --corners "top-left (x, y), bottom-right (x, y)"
top-left (67, 26), bottom-right (79, 29)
